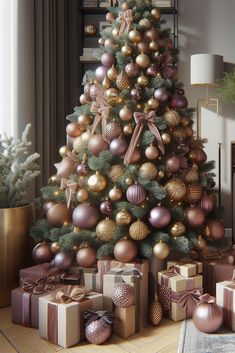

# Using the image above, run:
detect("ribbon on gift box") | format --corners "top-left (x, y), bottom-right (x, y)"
top-left (60, 178), bottom-right (78, 209)
top-left (118, 9), bottom-right (134, 34)
top-left (55, 286), bottom-right (91, 304)
top-left (175, 258), bottom-right (202, 273)
top-left (83, 309), bottom-right (115, 327)
top-left (171, 289), bottom-right (202, 318)
top-left (159, 267), bottom-right (197, 290)
top-left (91, 95), bottom-right (111, 142)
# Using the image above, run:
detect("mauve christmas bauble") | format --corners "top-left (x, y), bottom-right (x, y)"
top-left (193, 299), bottom-right (223, 333)
top-left (125, 62), bottom-right (140, 77)
top-left (185, 207), bottom-right (205, 228)
top-left (137, 41), bottom-right (150, 53)
top-left (47, 203), bottom-right (71, 227)
top-left (146, 66), bottom-right (157, 77)
top-left (145, 28), bottom-right (159, 41)
top-left (110, 138), bottom-right (128, 156)
top-left (106, 11), bottom-right (115, 23)
top-left (200, 194), bottom-right (215, 213)
top-left (165, 155), bottom-right (180, 173)
top-left (126, 184), bottom-right (146, 205)
top-left (100, 200), bottom-right (113, 215)
top-left (88, 134), bottom-right (108, 156)
top-left (114, 239), bottom-right (138, 262)
top-left (32, 242), bottom-right (54, 264)
top-left (131, 87), bottom-right (142, 100)
top-left (76, 163), bottom-right (89, 176)
top-left (76, 246), bottom-right (97, 267)
top-left (169, 93), bottom-right (188, 109)
top-left (95, 65), bottom-right (109, 82)
top-left (154, 87), bottom-right (169, 102)
top-left (66, 123), bottom-right (81, 138)
top-left (130, 147), bottom-right (141, 163)
top-left (54, 251), bottom-right (73, 270)
top-left (205, 220), bottom-right (225, 240)
top-left (149, 206), bottom-right (171, 229)
top-left (42, 200), bottom-right (56, 217)
top-left (72, 204), bottom-right (100, 229)
top-left (85, 318), bottom-right (112, 344)
top-left (89, 84), bottom-right (102, 100)
top-left (196, 149), bottom-right (207, 163)
top-left (101, 52), bottom-right (115, 67)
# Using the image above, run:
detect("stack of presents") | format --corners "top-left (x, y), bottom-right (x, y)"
top-left (11, 245), bottom-right (235, 348)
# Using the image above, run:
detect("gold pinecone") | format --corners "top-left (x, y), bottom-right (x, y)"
top-left (116, 71), bottom-right (130, 90)
top-left (149, 298), bottom-right (163, 326)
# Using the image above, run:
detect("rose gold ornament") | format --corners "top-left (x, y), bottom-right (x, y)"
top-left (112, 283), bottom-right (135, 307)
top-left (163, 109), bottom-right (181, 128)
top-left (161, 133), bottom-right (171, 145)
top-left (76, 246), bottom-right (97, 267)
top-left (137, 41), bottom-right (150, 53)
top-left (129, 29), bottom-right (142, 43)
top-left (121, 44), bottom-right (133, 56)
top-left (153, 241), bottom-right (169, 260)
top-left (114, 238), bottom-right (138, 262)
top-left (119, 106), bottom-right (133, 121)
top-left (32, 242), bottom-right (54, 264)
top-left (185, 167), bottom-right (199, 184)
top-left (54, 157), bottom-right (75, 178)
top-left (79, 93), bottom-right (90, 105)
top-left (106, 12), bottom-right (115, 24)
top-left (77, 114), bottom-right (92, 127)
top-left (66, 123), bottom-right (82, 138)
top-left (149, 298), bottom-right (163, 325)
top-left (104, 37), bottom-right (115, 47)
top-left (185, 184), bottom-right (203, 204)
top-left (145, 145), bottom-right (159, 160)
top-left (88, 134), bottom-right (108, 156)
top-left (185, 207), bottom-right (205, 228)
top-left (47, 203), bottom-right (71, 227)
top-left (193, 297), bottom-right (223, 333)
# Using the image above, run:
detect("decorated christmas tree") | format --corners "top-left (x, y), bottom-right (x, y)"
top-left (31, 0), bottom-right (224, 269)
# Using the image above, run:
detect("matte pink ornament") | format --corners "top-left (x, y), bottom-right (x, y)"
top-left (148, 206), bottom-right (171, 228)
top-left (110, 138), bottom-right (128, 156)
top-left (200, 194), bottom-right (215, 214)
top-left (101, 52), bottom-right (115, 67)
top-left (185, 207), bottom-right (205, 228)
top-left (169, 93), bottom-right (188, 109)
top-left (89, 84), bottom-right (103, 100)
top-left (126, 184), bottom-right (146, 205)
top-left (32, 242), bottom-right (54, 264)
top-left (72, 204), bottom-right (100, 229)
top-left (95, 65), bottom-right (109, 82)
top-left (165, 155), bottom-right (181, 173)
top-left (207, 220), bottom-right (225, 240)
top-left (193, 295), bottom-right (223, 333)
top-left (154, 87), bottom-right (169, 102)
top-left (100, 200), bottom-right (113, 215)
top-left (88, 134), bottom-right (108, 156)
top-left (54, 251), bottom-right (73, 271)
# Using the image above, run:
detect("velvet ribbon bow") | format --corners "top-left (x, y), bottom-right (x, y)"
top-left (22, 276), bottom-right (56, 294)
top-left (118, 9), bottom-right (134, 34)
top-left (60, 178), bottom-right (78, 209)
top-left (83, 309), bottom-right (115, 327)
top-left (124, 111), bottom-right (165, 165)
top-left (55, 286), bottom-right (91, 304)
top-left (91, 96), bottom-right (111, 142)
top-left (199, 293), bottom-right (216, 304)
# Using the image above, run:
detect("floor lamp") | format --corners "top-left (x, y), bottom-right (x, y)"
top-left (190, 53), bottom-right (223, 205)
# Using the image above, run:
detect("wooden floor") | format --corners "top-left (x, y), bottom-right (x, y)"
top-left (0, 307), bottom-right (181, 353)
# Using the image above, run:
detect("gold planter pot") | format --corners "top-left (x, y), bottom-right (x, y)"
top-left (0, 204), bottom-right (35, 307)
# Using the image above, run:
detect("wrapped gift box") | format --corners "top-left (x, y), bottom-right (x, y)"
top-left (208, 262), bottom-right (235, 296)
top-left (11, 282), bottom-right (64, 328)
top-left (19, 263), bottom-right (62, 284)
top-left (83, 272), bottom-right (102, 293)
top-left (39, 286), bottom-right (103, 348)
top-left (158, 269), bottom-right (202, 293)
top-left (216, 277), bottom-right (235, 331)
top-left (114, 306), bottom-right (135, 338)
top-left (167, 259), bottom-right (202, 278)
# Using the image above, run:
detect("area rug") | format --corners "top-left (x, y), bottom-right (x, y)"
top-left (178, 320), bottom-right (235, 353)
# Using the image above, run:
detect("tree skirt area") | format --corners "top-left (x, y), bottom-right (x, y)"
top-left (178, 319), bottom-right (235, 353)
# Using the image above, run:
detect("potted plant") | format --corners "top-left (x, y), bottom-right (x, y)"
top-left (217, 69), bottom-right (235, 104)
top-left (0, 124), bottom-right (40, 307)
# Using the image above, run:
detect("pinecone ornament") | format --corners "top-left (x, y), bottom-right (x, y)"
top-left (125, 62), bottom-right (140, 77)
top-left (116, 71), bottom-right (131, 90)
top-left (112, 283), bottom-right (135, 307)
top-left (149, 297), bottom-right (163, 326)
top-left (159, 285), bottom-right (171, 312)
top-left (105, 121), bottom-right (122, 141)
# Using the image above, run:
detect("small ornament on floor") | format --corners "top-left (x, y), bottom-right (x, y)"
top-left (84, 310), bottom-right (115, 344)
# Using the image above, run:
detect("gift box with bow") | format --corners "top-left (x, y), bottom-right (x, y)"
top-left (39, 285), bottom-right (103, 348)
top-left (19, 263), bottom-right (62, 284)
top-left (158, 267), bottom-right (202, 293)
top-left (167, 258), bottom-right (202, 278)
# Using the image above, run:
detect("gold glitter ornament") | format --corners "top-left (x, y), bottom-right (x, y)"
top-left (165, 178), bottom-right (187, 202)
top-left (149, 298), bottom-right (163, 326)
top-left (109, 164), bottom-right (124, 182)
top-left (88, 171), bottom-right (107, 192)
top-left (96, 218), bottom-right (116, 242)
top-left (163, 109), bottom-right (181, 128)
top-left (116, 71), bottom-right (131, 90)
top-left (76, 189), bottom-right (89, 202)
top-left (116, 210), bottom-right (132, 225)
top-left (170, 221), bottom-right (186, 238)
top-left (129, 220), bottom-right (149, 240)
top-left (139, 162), bottom-right (158, 180)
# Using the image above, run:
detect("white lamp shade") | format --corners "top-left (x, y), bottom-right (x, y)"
top-left (190, 54), bottom-right (223, 86)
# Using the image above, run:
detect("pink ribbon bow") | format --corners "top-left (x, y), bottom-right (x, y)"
top-left (60, 178), bottom-right (78, 209)
top-left (22, 276), bottom-right (56, 294)
top-left (91, 96), bottom-right (111, 142)
top-left (199, 293), bottom-right (216, 303)
top-left (124, 111), bottom-right (165, 165)
top-left (118, 9), bottom-right (134, 34)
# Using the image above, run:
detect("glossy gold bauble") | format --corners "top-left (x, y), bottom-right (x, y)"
top-left (151, 8), bottom-right (161, 20)
top-left (73, 136), bottom-right (84, 153)
top-left (149, 41), bottom-right (159, 51)
top-left (136, 103), bottom-right (144, 110)
top-left (158, 170), bottom-right (165, 179)
top-left (107, 65), bottom-right (118, 81)
top-left (51, 241), bottom-right (61, 254)
top-left (77, 114), bottom-right (92, 127)
top-left (96, 218), bottom-right (116, 242)
top-left (112, 28), bottom-right (119, 36)
top-left (123, 124), bottom-right (133, 135)
top-left (149, 298), bottom-right (163, 326)
top-left (185, 184), bottom-right (203, 204)
top-left (173, 127), bottom-right (187, 140)
top-left (161, 132), bottom-right (171, 145)
top-left (81, 130), bottom-right (91, 145)
top-left (165, 178), bottom-right (187, 202)
top-left (185, 126), bottom-right (194, 137)
top-left (129, 220), bottom-right (149, 240)
top-left (129, 29), bottom-right (142, 43)
top-left (185, 168), bottom-right (199, 184)
top-left (116, 71), bottom-right (131, 90)
top-left (109, 164), bottom-right (124, 182)
top-left (98, 37), bottom-right (104, 45)
top-left (164, 109), bottom-right (181, 127)
top-left (139, 162), bottom-right (158, 180)
top-left (136, 53), bottom-right (151, 69)
top-left (147, 98), bottom-right (159, 110)
top-left (121, 1), bottom-right (129, 10)
top-left (121, 44), bottom-right (133, 56)
top-left (137, 75), bottom-right (149, 87)
top-left (125, 177), bottom-right (133, 186)
top-left (80, 93), bottom-right (90, 105)
top-left (76, 189), bottom-right (89, 202)
top-left (119, 106), bottom-right (133, 121)
top-left (116, 209), bottom-right (132, 225)
top-left (104, 38), bottom-right (114, 47)
top-left (59, 145), bottom-right (69, 157)
top-left (105, 87), bottom-right (119, 99)
top-left (139, 18), bottom-right (151, 29)
top-left (153, 241), bottom-right (169, 260)
top-left (102, 76), bottom-right (111, 89)
top-left (109, 186), bottom-right (123, 201)
top-left (88, 171), bottom-right (107, 192)
top-left (145, 145), bottom-right (159, 160)
top-left (170, 221), bottom-right (186, 238)
top-left (195, 235), bottom-right (206, 251)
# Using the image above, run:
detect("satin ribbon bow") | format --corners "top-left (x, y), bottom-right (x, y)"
top-left (110, 267), bottom-right (142, 278)
top-left (22, 276), bottom-right (56, 294)
top-left (83, 309), bottom-right (115, 327)
top-left (177, 289), bottom-right (201, 311)
top-left (55, 286), bottom-right (91, 304)
top-left (199, 293), bottom-right (216, 303)
top-left (60, 178), bottom-right (78, 209)
top-left (118, 9), bottom-right (134, 34)
top-left (167, 265), bottom-right (181, 275)
top-left (91, 96), bottom-right (111, 142)
top-left (124, 111), bottom-right (165, 165)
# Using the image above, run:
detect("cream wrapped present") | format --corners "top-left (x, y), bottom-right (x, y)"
top-left (216, 271), bottom-right (235, 331)
top-left (158, 268), bottom-right (202, 292)
top-left (39, 285), bottom-right (103, 348)
top-left (167, 258), bottom-right (203, 278)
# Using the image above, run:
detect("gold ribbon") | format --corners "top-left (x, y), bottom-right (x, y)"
top-left (124, 111), bottom-right (165, 165)
top-left (22, 276), bottom-right (56, 294)
top-left (55, 286), bottom-right (91, 304)
top-left (91, 96), bottom-right (111, 142)
top-left (118, 9), bottom-right (134, 34)
top-left (60, 178), bottom-right (78, 209)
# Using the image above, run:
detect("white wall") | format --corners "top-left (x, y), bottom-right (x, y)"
top-left (178, 0), bottom-right (235, 227)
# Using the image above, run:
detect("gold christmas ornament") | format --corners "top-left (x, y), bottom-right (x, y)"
top-left (123, 124), bottom-right (133, 135)
top-left (145, 145), bottom-right (159, 160)
top-left (125, 177), bottom-right (133, 186)
top-left (129, 29), bottom-right (142, 43)
top-left (163, 109), bottom-right (181, 128)
top-left (81, 130), bottom-right (91, 145)
top-left (109, 164), bottom-right (124, 182)
top-left (139, 18), bottom-right (151, 29)
top-left (107, 65), bottom-right (118, 81)
top-left (185, 126), bottom-right (194, 137)
top-left (165, 178), bottom-right (187, 202)
top-left (185, 184), bottom-right (203, 204)
top-left (129, 220), bottom-right (149, 240)
top-left (73, 136), bottom-right (84, 153)
top-left (170, 221), bottom-right (186, 238)
top-left (136, 103), bottom-right (144, 110)
top-left (139, 162), bottom-right (158, 180)
top-left (77, 114), bottom-right (92, 127)
top-left (116, 209), bottom-right (132, 225)
top-left (158, 170), bottom-right (165, 179)
top-left (105, 88), bottom-right (119, 103)
top-left (119, 106), bottom-right (133, 121)
top-left (121, 1), bottom-right (129, 10)
top-left (136, 53), bottom-right (151, 68)
top-left (161, 132), bottom-right (171, 145)
top-left (147, 98), bottom-right (159, 110)
top-left (98, 37), bottom-right (104, 45)
top-left (195, 235), bottom-right (206, 251)
top-left (153, 241), bottom-right (170, 259)
top-left (73, 227), bottom-right (80, 233)
top-left (185, 168), bottom-right (199, 184)
top-left (112, 28), bottom-right (119, 37)
top-left (180, 116), bottom-right (191, 127)
top-left (109, 186), bottom-right (122, 201)
top-left (79, 93), bottom-right (90, 105)
top-left (76, 189), bottom-right (89, 202)
top-left (137, 75), bottom-right (149, 87)
top-left (96, 218), bottom-right (116, 242)
top-left (66, 122), bottom-right (82, 138)
top-left (121, 44), bottom-right (133, 56)
top-left (149, 298), bottom-right (163, 326)
top-left (151, 8), bottom-right (161, 20)
top-left (116, 71), bottom-right (131, 90)
top-left (149, 41), bottom-right (159, 51)
top-left (59, 145), bottom-right (69, 157)
top-left (88, 171), bottom-right (107, 192)
top-left (102, 76), bottom-right (111, 89)
top-left (51, 242), bottom-right (61, 254)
